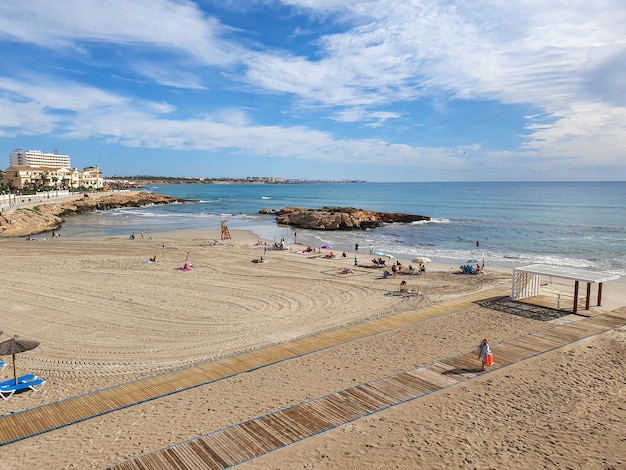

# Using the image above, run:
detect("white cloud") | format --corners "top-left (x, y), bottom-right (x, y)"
top-left (331, 109), bottom-right (400, 126)
top-left (0, 99), bottom-right (57, 137)
top-left (126, 62), bottom-right (206, 90)
top-left (0, 76), bottom-right (127, 111)
top-left (0, 0), bottom-right (624, 177)
top-left (0, 0), bottom-right (239, 66)
top-left (240, 0), bottom-right (626, 163)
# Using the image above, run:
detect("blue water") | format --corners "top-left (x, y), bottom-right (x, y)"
top-left (60, 182), bottom-right (626, 276)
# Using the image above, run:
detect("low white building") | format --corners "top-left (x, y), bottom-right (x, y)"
top-left (3, 165), bottom-right (103, 190)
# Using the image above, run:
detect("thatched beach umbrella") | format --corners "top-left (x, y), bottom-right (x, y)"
top-left (0, 336), bottom-right (40, 385)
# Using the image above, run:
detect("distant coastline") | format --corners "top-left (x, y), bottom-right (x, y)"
top-left (107, 176), bottom-right (366, 187)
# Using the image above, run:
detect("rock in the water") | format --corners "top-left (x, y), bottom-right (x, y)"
top-left (262, 207), bottom-right (430, 230)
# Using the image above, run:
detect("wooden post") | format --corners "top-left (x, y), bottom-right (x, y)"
top-left (585, 283), bottom-right (591, 310)
top-left (573, 281), bottom-right (579, 313)
top-left (597, 282), bottom-right (603, 306)
top-left (13, 354), bottom-right (17, 386)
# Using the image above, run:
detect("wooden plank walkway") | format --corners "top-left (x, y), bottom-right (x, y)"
top-left (0, 289), bottom-right (505, 447)
top-left (111, 307), bottom-right (626, 470)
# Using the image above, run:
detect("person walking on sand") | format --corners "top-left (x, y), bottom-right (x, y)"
top-left (477, 338), bottom-right (493, 371)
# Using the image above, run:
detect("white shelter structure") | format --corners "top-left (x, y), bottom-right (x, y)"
top-left (512, 264), bottom-right (620, 314)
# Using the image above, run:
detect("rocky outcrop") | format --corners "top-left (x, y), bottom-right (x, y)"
top-left (260, 207), bottom-right (430, 230)
top-left (0, 192), bottom-right (191, 237)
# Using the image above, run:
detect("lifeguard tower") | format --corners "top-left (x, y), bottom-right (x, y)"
top-left (221, 221), bottom-right (231, 240)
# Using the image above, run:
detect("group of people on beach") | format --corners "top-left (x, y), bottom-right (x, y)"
top-left (460, 264), bottom-right (482, 274)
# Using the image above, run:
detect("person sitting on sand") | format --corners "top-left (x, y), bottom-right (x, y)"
top-left (338, 267), bottom-right (354, 274)
top-left (149, 255), bottom-right (158, 262)
top-left (251, 257), bottom-right (265, 263)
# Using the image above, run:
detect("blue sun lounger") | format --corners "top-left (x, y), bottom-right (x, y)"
top-left (0, 378), bottom-right (45, 400)
top-left (0, 373), bottom-right (39, 388)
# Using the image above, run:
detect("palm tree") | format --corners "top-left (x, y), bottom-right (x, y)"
top-left (38, 172), bottom-right (49, 191)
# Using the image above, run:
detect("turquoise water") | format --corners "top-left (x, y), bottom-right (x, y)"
top-left (60, 182), bottom-right (626, 275)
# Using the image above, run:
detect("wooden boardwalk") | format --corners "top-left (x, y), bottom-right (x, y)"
top-left (110, 308), bottom-right (626, 470)
top-left (1, 288), bottom-right (624, 468)
top-left (0, 288), bottom-right (504, 447)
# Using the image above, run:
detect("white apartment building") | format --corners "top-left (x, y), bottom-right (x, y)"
top-left (4, 149), bottom-right (103, 190)
top-left (10, 149), bottom-right (71, 168)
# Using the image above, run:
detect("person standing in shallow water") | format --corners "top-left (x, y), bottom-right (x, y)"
top-left (477, 338), bottom-right (492, 371)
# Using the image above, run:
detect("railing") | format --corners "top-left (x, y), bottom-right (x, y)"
top-left (0, 191), bottom-right (83, 213)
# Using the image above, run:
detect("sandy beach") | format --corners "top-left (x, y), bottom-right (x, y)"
top-left (0, 229), bottom-right (624, 469)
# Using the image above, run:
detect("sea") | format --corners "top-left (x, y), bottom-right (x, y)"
top-left (59, 182), bottom-right (626, 277)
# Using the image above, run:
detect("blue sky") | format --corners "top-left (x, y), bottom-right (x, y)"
top-left (1, 1), bottom-right (625, 182)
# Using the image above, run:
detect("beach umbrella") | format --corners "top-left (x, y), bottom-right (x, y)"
top-left (411, 257), bottom-right (432, 264)
top-left (321, 244), bottom-right (332, 249)
top-left (466, 259), bottom-right (480, 264)
top-left (0, 336), bottom-right (40, 385)
top-left (373, 251), bottom-right (395, 258)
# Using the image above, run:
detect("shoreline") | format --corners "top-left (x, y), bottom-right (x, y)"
top-left (0, 228), bottom-right (624, 467)
top-left (5, 190), bottom-right (624, 279)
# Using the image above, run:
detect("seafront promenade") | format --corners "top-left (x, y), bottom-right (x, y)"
top-left (0, 190), bottom-right (82, 213)
top-left (0, 190), bottom-right (186, 237)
